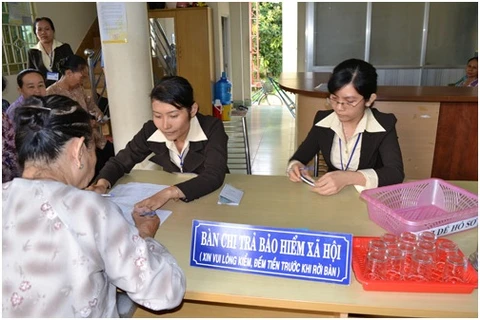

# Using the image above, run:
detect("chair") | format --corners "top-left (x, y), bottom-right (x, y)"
top-left (223, 115), bottom-right (252, 175)
top-left (313, 152), bottom-right (329, 177)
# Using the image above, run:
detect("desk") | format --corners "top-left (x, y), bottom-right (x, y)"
top-left (126, 170), bottom-right (478, 318)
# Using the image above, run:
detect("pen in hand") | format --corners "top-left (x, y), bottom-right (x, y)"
top-left (139, 211), bottom-right (157, 217)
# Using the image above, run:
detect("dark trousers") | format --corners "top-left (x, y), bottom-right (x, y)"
top-left (95, 140), bottom-right (115, 178)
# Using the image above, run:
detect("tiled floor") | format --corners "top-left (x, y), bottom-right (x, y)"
top-left (244, 104), bottom-right (295, 176)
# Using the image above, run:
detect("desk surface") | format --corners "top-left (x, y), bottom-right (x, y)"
top-left (278, 72), bottom-right (478, 102)
top-left (121, 170), bottom-right (478, 317)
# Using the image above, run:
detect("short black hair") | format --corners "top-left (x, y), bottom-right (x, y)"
top-left (33, 17), bottom-right (55, 32)
top-left (16, 69), bottom-right (45, 88)
top-left (327, 58), bottom-right (378, 100)
top-left (468, 57), bottom-right (478, 63)
top-left (15, 95), bottom-right (93, 169)
top-left (57, 55), bottom-right (88, 75)
top-left (150, 76), bottom-right (195, 111)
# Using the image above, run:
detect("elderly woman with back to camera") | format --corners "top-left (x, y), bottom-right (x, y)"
top-left (88, 75), bottom-right (228, 211)
top-left (287, 58), bottom-right (405, 195)
top-left (2, 95), bottom-right (185, 317)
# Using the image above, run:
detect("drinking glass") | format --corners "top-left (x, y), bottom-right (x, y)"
top-left (417, 231), bottom-right (437, 244)
top-left (443, 252), bottom-right (468, 284)
top-left (468, 246), bottom-right (478, 271)
top-left (385, 248), bottom-right (405, 281)
top-left (416, 241), bottom-right (436, 260)
top-left (399, 232), bottom-right (417, 245)
top-left (368, 239), bottom-right (387, 254)
top-left (364, 251), bottom-right (387, 280)
top-left (381, 233), bottom-right (398, 249)
top-left (407, 251), bottom-right (434, 282)
top-left (436, 240), bottom-right (459, 267)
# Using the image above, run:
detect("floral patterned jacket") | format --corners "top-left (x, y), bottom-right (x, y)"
top-left (2, 178), bottom-right (186, 317)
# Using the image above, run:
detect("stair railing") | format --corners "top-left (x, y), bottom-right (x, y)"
top-left (149, 18), bottom-right (176, 76)
top-left (84, 48), bottom-right (108, 114)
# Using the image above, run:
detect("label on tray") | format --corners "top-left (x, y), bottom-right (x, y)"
top-left (412, 217), bottom-right (478, 237)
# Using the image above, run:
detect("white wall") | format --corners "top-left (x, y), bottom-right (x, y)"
top-left (228, 2), bottom-right (251, 107)
top-left (208, 2), bottom-right (230, 79)
top-left (34, 2), bottom-right (97, 52)
top-left (297, 3), bottom-right (306, 73)
top-left (3, 2), bottom-right (97, 103)
top-left (282, 2), bottom-right (297, 72)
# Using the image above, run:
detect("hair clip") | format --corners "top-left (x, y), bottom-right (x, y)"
top-left (30, 105), bottom-right (52, 111)
top-left (50, 106), bottom-right (78, 115)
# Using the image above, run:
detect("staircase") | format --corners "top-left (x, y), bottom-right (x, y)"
top-left (76, 18), bottom-right (110, 136)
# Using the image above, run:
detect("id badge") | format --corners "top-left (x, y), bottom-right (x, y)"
top-left (46, 72), bottom-right (59, 81)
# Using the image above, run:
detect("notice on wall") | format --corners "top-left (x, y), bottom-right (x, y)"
top-left (190, 220), bottom-right (353, 285)
top-left (7, 3), bottom-right (31, 25)
top-left (97, 2), bottom-right (128, 44)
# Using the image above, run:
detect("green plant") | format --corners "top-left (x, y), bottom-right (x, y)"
top-left (258, 2), bottom-right (282, 79)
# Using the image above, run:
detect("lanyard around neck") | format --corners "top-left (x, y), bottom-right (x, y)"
top-left (339, 133), bottom-right (362, 171)
top-left (177, 148), bottom-right (187, 173)
top-left (41, 43), bottom-right (55, 68)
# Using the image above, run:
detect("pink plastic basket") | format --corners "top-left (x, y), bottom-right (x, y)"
top-left (360, 179), bottom-right (478, 235)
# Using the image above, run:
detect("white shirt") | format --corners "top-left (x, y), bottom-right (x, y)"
top-left (288, 108), bottom-right (385, 190)
top-left (147, 116), bottom-right (208, 172)
top-left (33, 39), bottom-right (64, 72)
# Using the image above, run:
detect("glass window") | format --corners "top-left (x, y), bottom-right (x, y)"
top-left (313, 2), bottom-right (367, 66)
top-left (2, 2), bottom-right (36, 75)
top-left (425, 2), bottom-right (478, 66)
top-left (370, 3), bottom-right (424, 66)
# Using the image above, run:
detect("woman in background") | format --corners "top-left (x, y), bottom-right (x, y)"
top-left (454, 57), bottom-right (478, 87)
top-left (287, 58), bottom-right (404, 195)
top-left (89, 76), bottom-right (228, 209)
top-left (28, 17), bottom-right (74, 87)
top-left (2, 95), bottom-right (185, 317)
top-left (46, 54), bottom-right (114, 177)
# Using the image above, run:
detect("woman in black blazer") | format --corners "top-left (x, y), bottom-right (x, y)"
top-left (88, 76), bottom-right (228, 210)
top-left (27, 17), bottom-right (74, 87)
top-left (287, 59), bottom-right (404, 195)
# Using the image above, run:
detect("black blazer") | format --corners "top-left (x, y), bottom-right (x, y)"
top-left (290, 108), bottom-right (405, 187)
top-left (27, 43), bottom-right (74, 87)
top-left (96, 113), bottom-right (229, 202)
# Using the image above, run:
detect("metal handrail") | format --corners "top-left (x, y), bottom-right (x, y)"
top-left (84, 48), bottom-right (108, 114)
top-left (149, 23), bottom-right (174, 75)
top-left (149, 19), bottom-right (176, 76)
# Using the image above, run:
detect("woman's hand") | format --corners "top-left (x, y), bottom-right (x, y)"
top-left (133, 186), bottom-right (182, 213)
top-left (312, 171), bottom-right (365, 196)
top-left (287, 162), bottom-right (313, 183)
top-left (132, 210), bottom-right (160, 239)
top-left (86, 178), bottom-right (110, 194)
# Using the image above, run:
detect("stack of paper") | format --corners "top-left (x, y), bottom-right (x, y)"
top-left (218, 184), bottom-right (244, 206)
top-left (106, 182), bottom-right (173, 225)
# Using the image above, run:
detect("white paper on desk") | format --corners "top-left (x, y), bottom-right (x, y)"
top-left (107, 182), bottom-right (172, 225)
top-left (217, 183), bottom-right (244, 206)
top-left (354, 185), bottom-right (366, 193)
top-left (314, 83), bottom-right (328, 92)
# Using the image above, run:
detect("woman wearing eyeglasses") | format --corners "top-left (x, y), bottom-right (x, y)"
top-left (286, 58), bottom-right (404, 195)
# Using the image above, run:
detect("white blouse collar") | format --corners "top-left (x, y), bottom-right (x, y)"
top-left (147, 115), bottom-right (208, 143)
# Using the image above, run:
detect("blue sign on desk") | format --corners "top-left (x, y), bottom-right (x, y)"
top-left (190, 220), bottom-right (353, 285)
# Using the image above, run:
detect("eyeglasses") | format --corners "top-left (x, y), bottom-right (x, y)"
top-left (327, 96), bottom-right (364, 108)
